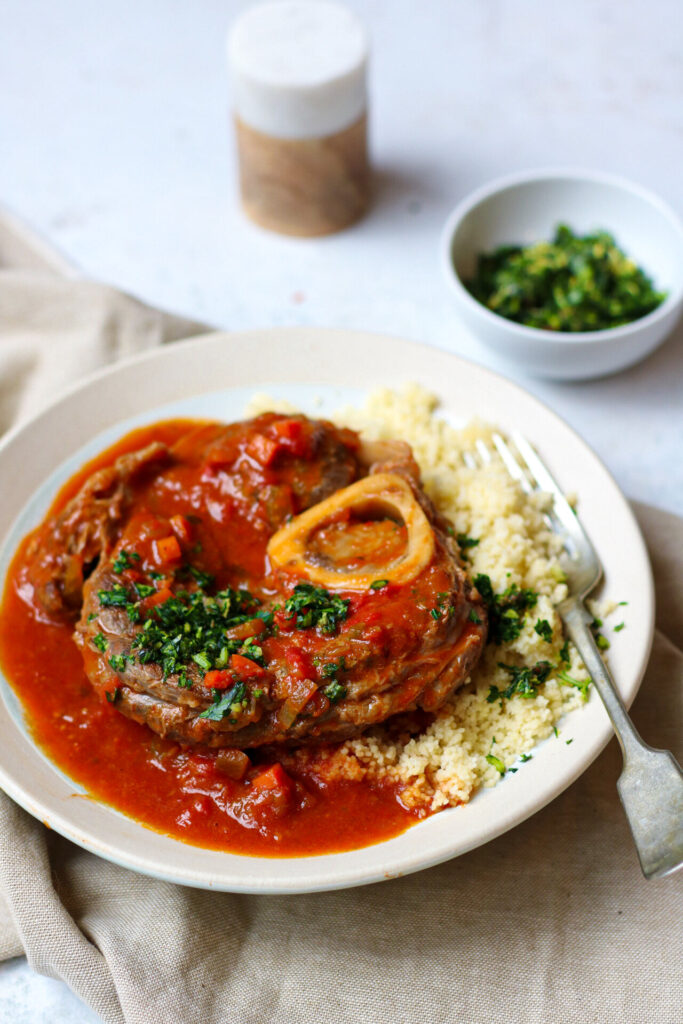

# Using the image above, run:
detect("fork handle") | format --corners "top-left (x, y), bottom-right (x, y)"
top-left (563, 601), bottom-right (644, 756)
top-left (563, 600), bottom-right (683, 879)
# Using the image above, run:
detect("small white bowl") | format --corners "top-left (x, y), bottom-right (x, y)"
top-left (441, 169), bottom-right (683, 380)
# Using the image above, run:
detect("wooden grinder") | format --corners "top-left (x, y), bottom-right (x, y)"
top-left (228, 1), bottom-right (370, 237)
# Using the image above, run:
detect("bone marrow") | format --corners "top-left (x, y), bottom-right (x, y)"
top-left (267, 472), bottom-right (435, 591)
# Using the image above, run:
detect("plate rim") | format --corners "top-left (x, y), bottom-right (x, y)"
top-left (0, 327), bottom-right (655, 893)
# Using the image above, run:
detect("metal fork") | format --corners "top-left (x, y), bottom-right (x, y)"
top-left (467, 433), bottom-right (683, 880)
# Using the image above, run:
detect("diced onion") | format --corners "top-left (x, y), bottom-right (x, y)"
top-left (215, 748), bottom-right (251, 780)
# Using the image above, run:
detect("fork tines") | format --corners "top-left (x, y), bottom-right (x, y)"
top-left (465, 433), bottom-right (597, 569)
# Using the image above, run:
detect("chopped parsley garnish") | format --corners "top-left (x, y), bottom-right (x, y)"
top-left (534, 618), bottom-right (553, 642)
top-left (486, 753), bottom-right (506, 776)
top-left (180, 565), bottom-right (215, 589)
top-left (284, 583), bottom-right (350, 634)
top-left (370, 579), bottom-right (388, 590)
top-left (614, 622), bottom-right (625, 632)
top-left (590, 614), bottom-right (612, 647)
top-left (323, 681), bottom-right (347, 703)
top-left (320, 659), bottom-right (348, 700)
top-left (464, 224), bottom-right (666, 332)
top-left (91, 632), bottom-right (108, 653)
top-left (254, 608), bottom-right (275, 629)
top-left (95, 582), bottom-right (141, 622)
top-left (99, 564), bottom-right (355, 692)
top-left (105, 689), bottom-right (120, 704)
top-left (456, 533), bottom-right (480, 558)
top-left (474, 574), bottom-right (538, 645)
top-left (469, 609), bottom-right (482, 624)
top-left (566, 738), bottom-right (574, 745)
top-left (520, 753), bottom-right (532, 763)
top-left (559, 640), bottom-right (570, 665)
top-left (456, 533), bottom-right (480, 549)
top-left (198, 682), bottom-right (248, 721)
top-left (192, 651), bottom-right (212, 672)
top-left (131, 586), bottom-right (261, 680)
top-left (112, 550), bottom-right (141, 573)
top-left (241, 636), bottom-right (264, 665)
top-left (557, 669), bottom-right (591, 699)
top-left (487, 661), bottom-right (552, 704)
top-left (321, 657), bottom-right (346, 679)
top-left (87, 612), bottom-right (97, 623)
top-left (125, 603), bottom-right (141, 624)
top-left (98, 584), bottom-right (131, 608)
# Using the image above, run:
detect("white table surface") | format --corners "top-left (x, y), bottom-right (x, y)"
top-left (1, 0), bottom-right (681, 1019)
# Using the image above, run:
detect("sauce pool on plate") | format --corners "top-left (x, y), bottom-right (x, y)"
top-left (0, 419), bottom-right (435, 857)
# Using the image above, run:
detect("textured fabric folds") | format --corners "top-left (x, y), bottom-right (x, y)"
top-left (0, 211), bottom-right (680, 1023)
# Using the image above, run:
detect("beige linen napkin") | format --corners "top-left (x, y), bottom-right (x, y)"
top-left (0, 212), bottom-right (681, 1024)
top-left (0, 208), bottom-right (207, 430)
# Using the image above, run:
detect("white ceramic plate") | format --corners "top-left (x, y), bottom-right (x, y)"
top-left (0, 328), bottom-right (654, 893)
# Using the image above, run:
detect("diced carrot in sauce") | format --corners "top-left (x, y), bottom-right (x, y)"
top-left (270, 418), bottom-right (303, 442)
top-left (169, 514), bottom-right (193, 544)
top-left (121, 567), bottom-right (145, 583)
top-left (203, 669), bottom-right (234, 690)
top-left (284, 646), bottom-right (313, 680)
top-left (230, 654), bottom-right (266, 678)
top-left (139, 587), bottom-right (174, 612)
top-left (247, 433), bottom-right (280, 467)
top-left (273, 607), bottom-right (296, 633)
top-left (203, 446), bottom-right (233, 469)
top-left (225, 618), bottom-right (265, 641)
top-left (153, 535), bottom-right (182, 564)
top-left (269, 418), bottom-right (313, 459)
top-left (271, 420), bottom-right (309, 455)
top-left (252, 763), bottom-right (290, 791)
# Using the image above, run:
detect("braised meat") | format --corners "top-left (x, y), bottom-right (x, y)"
top-left (26, 414), bottom-right (358, 616)
top-left (25, 442), bottom-right (170, 617)
top-left (29, 413), bottom-right (487, 748)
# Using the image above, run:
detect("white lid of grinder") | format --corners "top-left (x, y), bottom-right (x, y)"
top-left (228, 1), bottom-right (369, 140)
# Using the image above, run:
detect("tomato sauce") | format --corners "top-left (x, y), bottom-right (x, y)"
top-left (0, 421), bottom-right (422, 856)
